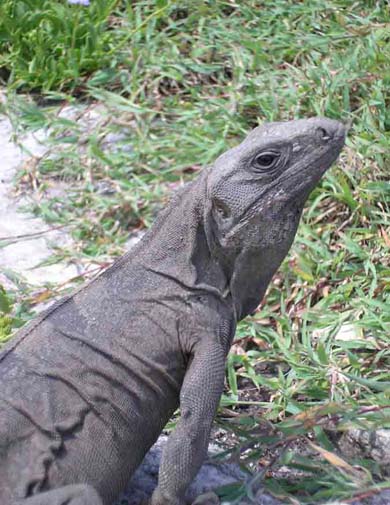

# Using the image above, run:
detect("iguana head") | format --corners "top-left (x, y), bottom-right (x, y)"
top-left (204, 117), bottom-right (346, 319)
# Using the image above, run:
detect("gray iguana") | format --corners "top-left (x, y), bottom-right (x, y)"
top-left (0, 118), bottom-right (346, 505)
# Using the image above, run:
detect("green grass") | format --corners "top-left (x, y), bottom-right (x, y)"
top-left (1, 1), bottom-right (389, 503)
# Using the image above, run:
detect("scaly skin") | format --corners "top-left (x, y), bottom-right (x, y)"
top-left (0, 118), bottom-right (346, 505)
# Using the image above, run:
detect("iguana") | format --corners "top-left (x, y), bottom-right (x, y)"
top-left (0, 118), bottom-right (346, 505)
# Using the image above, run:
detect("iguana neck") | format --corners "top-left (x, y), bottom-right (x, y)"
top-left (137, 173), bottom-right (229, 297)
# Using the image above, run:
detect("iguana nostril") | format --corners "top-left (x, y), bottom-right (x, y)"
top-left (317, 127), bottom-right (331, 142)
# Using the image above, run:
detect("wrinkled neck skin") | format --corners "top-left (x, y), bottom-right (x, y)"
top-left (138, 171), bottom-right (228, 298)
top-left (139, 169), bottom-right (299, 321)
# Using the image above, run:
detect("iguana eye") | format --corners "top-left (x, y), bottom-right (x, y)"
top-left (253, 151), bottom-right (280, 171)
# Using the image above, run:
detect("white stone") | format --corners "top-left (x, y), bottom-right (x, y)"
top-left (0, 113), bottom-right (81, 289)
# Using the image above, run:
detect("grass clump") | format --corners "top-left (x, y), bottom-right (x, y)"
top-left (0, 0), bottom-right (120, 91)
top-left (1, 0), bottom-right (389, 503)
top-left (0, 286), bottom-right (13, 343)
top-left (0, 285), bottom-right (32, 344)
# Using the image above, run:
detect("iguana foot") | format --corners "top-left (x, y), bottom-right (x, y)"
top-left (144, 491), bottom-right (219, 505)
top-left (192, 492), bottom-right (220, 505)
top-left (147, 489), bottom-right (186, 505)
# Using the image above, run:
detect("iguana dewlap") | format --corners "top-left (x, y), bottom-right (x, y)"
top-left (0, 118), bottom-right (346, 505)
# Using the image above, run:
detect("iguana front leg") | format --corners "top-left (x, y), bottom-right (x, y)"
top-left (150, 338), bottom-right (226, 505)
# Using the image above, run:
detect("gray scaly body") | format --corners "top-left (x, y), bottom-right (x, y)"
top-left (0, 118), bottom-right (346, 505)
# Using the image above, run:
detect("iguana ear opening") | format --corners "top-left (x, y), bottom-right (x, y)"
top-left (212, 198), bottom-right (231, 220)
top-left (211, 197), bottom-right (236, 237)
top-left (203, 194), bottom-right (219, 257)
top-left (204, 198), bottom-right (232, 254)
